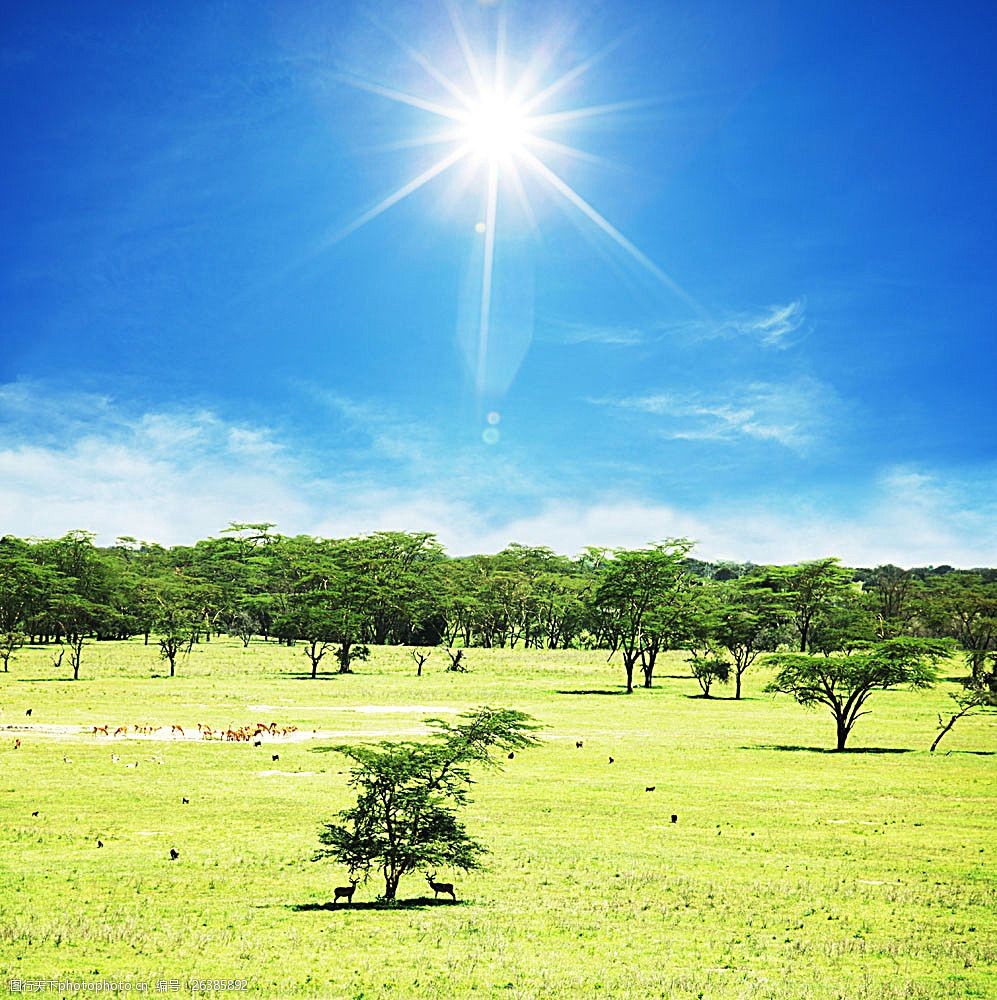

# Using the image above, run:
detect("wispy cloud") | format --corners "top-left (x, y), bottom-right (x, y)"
top-left (591, 376), bottom-right (837, 454)
top-left (668, 299), bottom-right (808, 349)
top-left (550, 300), bottom-right (808, 351)
top-left (553, 322), bottom-right (649, 347)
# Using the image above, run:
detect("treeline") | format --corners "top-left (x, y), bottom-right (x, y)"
top-left (0, 523), bottom-right (995, 695)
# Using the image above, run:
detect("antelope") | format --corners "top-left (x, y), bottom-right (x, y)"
top-left (114, 726), bottom-right (128, 737)
top-left (334, 877), bottom-right (359, 906)
top-left (93, 725), bottom-right (109, 736)
top-left (171, 724), bottom-right (185, 737)
top-left (169, 848), bottom-right (179, 861)
top-left (426, 872), bottom-right (456, 901)
top-left (575, 741), bottom-right (583, 749)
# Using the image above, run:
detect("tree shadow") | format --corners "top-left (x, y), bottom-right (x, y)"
top-left (555, 688), bottom-right (632, 696)
top-left (15, 677), bottom-right (86, 683)
top-left (290, 897), bottom-right (465, 912)
top-left (742, 744), bottom-right (915, 754)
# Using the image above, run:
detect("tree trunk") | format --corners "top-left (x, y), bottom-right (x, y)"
top-left (383, 870), bottom-right (401, 901)
top-left (735, 670), bottom-right (743, 700)
top-left (835, 714), bottom-right (850, 751)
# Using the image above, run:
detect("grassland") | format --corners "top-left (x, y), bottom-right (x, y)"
top-left (1, 638), bottom-right (994, 999)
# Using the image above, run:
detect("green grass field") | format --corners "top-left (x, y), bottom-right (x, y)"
top-left (1, 639), bottom-right (994, 998)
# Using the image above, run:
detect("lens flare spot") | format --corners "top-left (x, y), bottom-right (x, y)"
top-left (486, 410), bottom-right (501, 425)
top-left (475, 221), bottom-right (487, 234)
top-left (482, 427), bottom-right (500, 445)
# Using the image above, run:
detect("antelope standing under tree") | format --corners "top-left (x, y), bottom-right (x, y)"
top-left (334, 878), bottom-right (359, 906)
top-left (426, 872), bottom-right (457, 901)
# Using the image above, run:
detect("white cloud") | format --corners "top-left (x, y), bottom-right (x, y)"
top-left (1, 383), bottom-right (993, 567)
top-left (592, 376), bottom-right (837, 454)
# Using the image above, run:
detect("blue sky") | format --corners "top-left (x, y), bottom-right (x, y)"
top-left (2, 0), bottom-right (995, 565)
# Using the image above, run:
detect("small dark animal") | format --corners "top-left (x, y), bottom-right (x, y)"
top-left (334, 878), bottom-right (359, 905)
top-left (254, 740), bottom-right (262, 747)
top-left (97, 840), bottom-right (103, 848)
top-left (608, 757), bottom-right (614, 764)
top-left (645, 786), bottom-right (655, 792)
top-left (507, 752), bottom-right (514, 760)
top-left (575, 741), bottom-right (583, 749)
top-left (426, 872), bottom-right (456, 901)
top-left (25, 709), bottom-right (32, 717)
top-left (272, 754), bottom-right (279, 762)
top-left (671, 814), bottom-right (678, 823)
top-left (182, 797), bottom-right (189, 804)
top-left (14, 739), bottom-right (20, 749)
top-left (169, 848), bottom-right (180, 860)
top-left (31, 810), bottom-right (39, 817)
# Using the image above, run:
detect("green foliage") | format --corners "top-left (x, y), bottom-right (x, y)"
top-left (690, 655), bottom-right (731, 697)
top-left (315, 707), bottom-right (542, 900)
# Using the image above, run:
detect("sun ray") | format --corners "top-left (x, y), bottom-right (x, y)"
top-left (327, 144), bottom-right (472, 246)
top-left (476, 159), bottom-right (500, 393)
top-left (525, 135), bottom-right (624, 171)
top-left (362, 129), bottom-right (467, 155)
top-left (446, 0), bottom-right (487, 101)
top-left (518, 30), bottom-right (634, 115)
top-left (519, 148), bottom-right (703, 314)
top-left (368, 16), bottom-right (476, 111)
top-left (527, 97), bottom-right (663, 131)
top-left (336, 72), bottom-right (465, 123)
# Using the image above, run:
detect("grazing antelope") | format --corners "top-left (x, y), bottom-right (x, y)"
top-left (575, 740), bottom-right (583, 748)
top-left (169, 848), bottom-right (179, 861)
top-left (171, 724), bottom-right (185, 737)
top-left (31, 810), bottom-right (39, 817)
top-left (272, 754), bottom-right (279, 762)
top-left (14, 739), bottom-right (20, 749)
top-left (25, 709), bottom-right (32, 717)
top-left (645, 786), bottom-right (655, 792)
top-left (334, 877), bottom-right (359, 906)
top-left (182, 797), bottom-right (189, 804)
top-left (114, 726), bottom-right (128, 737)
top-left (97, 840), bottom-right (103, 848)
top-left (93, 725), bottom-right (109, 736)
top-left (426, 872), bottom-right (456, 901)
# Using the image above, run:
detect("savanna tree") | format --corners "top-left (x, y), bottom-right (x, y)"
top-left (765, 636), bottom-right (950, 750)
top-left (315, 707), bottom-right (541, 901)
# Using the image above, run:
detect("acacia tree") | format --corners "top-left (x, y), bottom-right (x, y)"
top-left (0, 631), bottom-right (25, 672)
top-left (710, 577), bottom-right (790, 699)
top-left (592, 540), bottom-right (695, 693)
top-left (766, 637), bottom-right (950, 751)
top-left (151, 582), bottom-right (202, 677)
top-left (763, 558), bottom-right (855, 652)
top-left (315, 707), bottom-right (541, 901)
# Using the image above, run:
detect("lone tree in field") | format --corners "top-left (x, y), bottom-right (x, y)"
top-left (765, 637), bottom-right (951, 751)
top-left (315, 707), bottom-right (541, 901)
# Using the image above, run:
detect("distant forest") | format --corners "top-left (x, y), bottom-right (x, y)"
top-left (1, 523), bottom-right (994, 693)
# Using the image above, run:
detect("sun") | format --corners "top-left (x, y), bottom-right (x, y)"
top-left (329, 4), bottom-right (697, 395)
top-left (459, 92), bottom-right (531, 160)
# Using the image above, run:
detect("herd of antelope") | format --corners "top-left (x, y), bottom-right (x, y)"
top-left (91, 721), bottom-right (299, 741)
